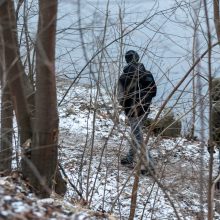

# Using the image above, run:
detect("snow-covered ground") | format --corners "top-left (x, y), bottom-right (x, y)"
top-left (0, 79), bottom-right (219, 220)
top-left (57, 79), bottom-right (220, 219)
top-left (0, 174), bottom-right (107, 219)
top-left (0, 1), bottom-right (219, 219)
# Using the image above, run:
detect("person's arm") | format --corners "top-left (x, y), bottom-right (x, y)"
top-left (117, 78), bottom-right (124, 106)
top-left (148, 72), bottom-right (157, 98)
top-left (140, 64), bottom-right (157, 98)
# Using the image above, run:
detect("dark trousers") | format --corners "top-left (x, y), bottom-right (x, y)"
top-left (128, 114), bottom-right (155, 169)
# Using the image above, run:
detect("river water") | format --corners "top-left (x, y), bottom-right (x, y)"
top-left (55, 0), bottom-right (219, 138)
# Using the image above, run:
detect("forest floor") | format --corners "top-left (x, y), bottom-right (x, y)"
top-left (57, 78), bottom-right (220, 219)
top-left (1, 78), bottom-right (220, 220)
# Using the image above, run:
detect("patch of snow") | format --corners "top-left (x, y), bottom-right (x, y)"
top-left (56, 82), bottom-right (219, 219)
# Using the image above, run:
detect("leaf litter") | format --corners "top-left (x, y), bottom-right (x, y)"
top-left (0, 79), bottom-right (220, 219)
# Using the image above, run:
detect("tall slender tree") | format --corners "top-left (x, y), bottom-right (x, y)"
top-left (0, 0), bottom-right (32, 176)
top-left (0, 0), bottom-right (66, 197)
top-left (0, 25), bottom-right (13, 175)
top-left (30, 0), bottom-right (62, 197)
top-left (214, 0), bottom-right (220, 43)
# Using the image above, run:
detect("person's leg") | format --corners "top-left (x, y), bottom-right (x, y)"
top-left (133, 115), bottom-right (155, 171)
top-left (121, 114), bottom-right (155, 173)
top-left (121, 116), bottom-right (143, 164)
top-left (130, 116), bottom-right (143, 154)
top-left (121, 116), bottom-right (140, 164)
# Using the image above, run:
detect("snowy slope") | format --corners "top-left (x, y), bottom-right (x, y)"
top-left (57, 79), bottom-right (220, 220)
top-left (0, 79), bottom-right (219, 219)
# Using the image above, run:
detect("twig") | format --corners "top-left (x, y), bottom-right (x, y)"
top-left (58, 162), bottom-right (84, 200)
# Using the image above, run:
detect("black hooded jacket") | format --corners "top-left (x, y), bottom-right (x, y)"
top-left (118, 62), bottom-right (157, 117)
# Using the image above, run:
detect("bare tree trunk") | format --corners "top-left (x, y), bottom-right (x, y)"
top-left (30, 0), bottom-right (66, 197)
top-left (0, 0), bottom-right (34, 179)
top-left (0, 27), bottom-right (13, 175)
top-left (213, 0), bottom-right (220, 215)
top-left (129, 163), bottom-right (141, 220)
top-left (0, 1), bottom-right (65, 196)
top-left (203, 0), bottom-right (214, 219)
top-left (214, 0), bottom-right (220, 43)
top-left (0, 85), bottom-right (13, 175)
top-left (0, 1), bottom-right (32, 146)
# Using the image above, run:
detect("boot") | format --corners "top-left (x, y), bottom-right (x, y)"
top-left (121, 147), bottom-right (135, 165)
top-left (121, 155), bottom-right (133, 165)
top-left (140, 152), bottom-right (155, 175)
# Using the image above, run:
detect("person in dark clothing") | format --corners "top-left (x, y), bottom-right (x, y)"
top-left (118, 50), bottom-right (157, 173)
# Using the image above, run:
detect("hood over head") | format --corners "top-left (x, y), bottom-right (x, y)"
top-left (125, 50), bottom-right (139, 64)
